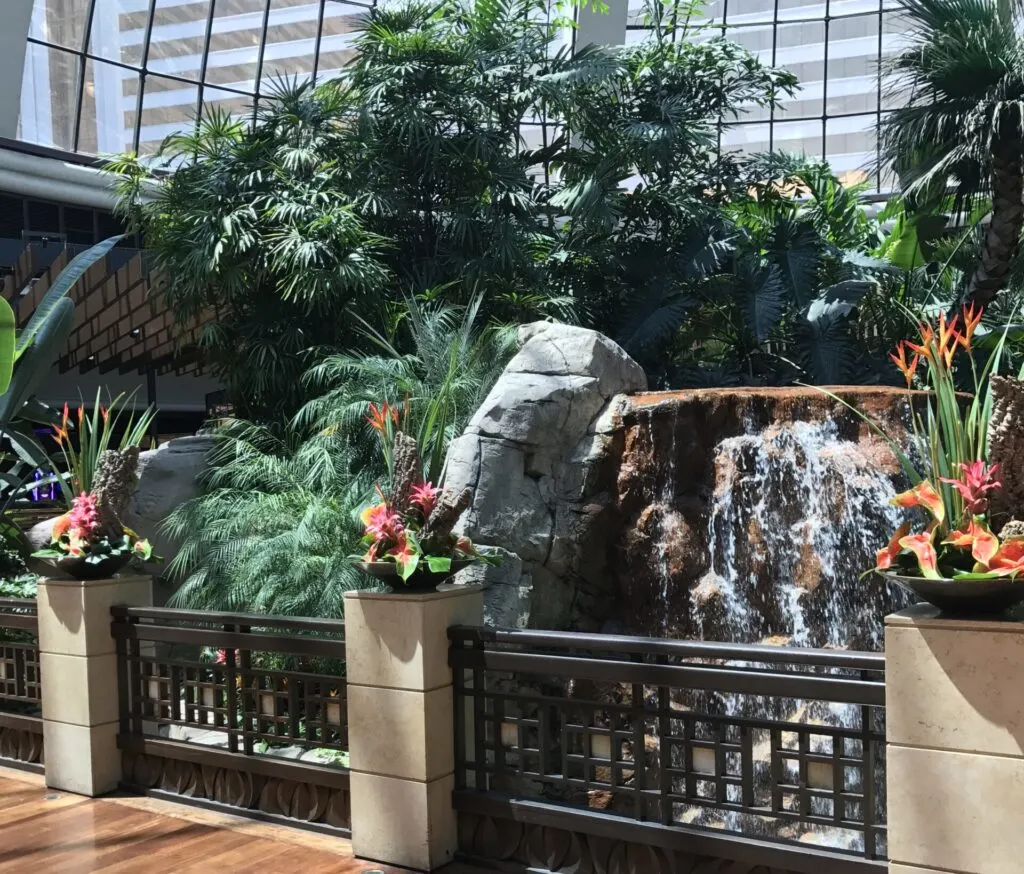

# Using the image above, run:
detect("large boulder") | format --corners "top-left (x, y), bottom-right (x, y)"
top-left (125, 434), bottom-right (215, 568)
top-left (446, 322), bottom-right (647, 629)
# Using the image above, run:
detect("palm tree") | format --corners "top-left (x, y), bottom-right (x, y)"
top-left (879, 0), bottom-right (1024, 306)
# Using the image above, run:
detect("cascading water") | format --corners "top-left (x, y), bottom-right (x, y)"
top-left (696, 419), bottom-right (911, 650)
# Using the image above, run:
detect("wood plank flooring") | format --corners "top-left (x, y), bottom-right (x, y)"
top-left (0, 767), bottom-right (483, 873)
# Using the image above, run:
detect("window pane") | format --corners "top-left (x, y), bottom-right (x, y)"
top-left (18, 42), bottom-right (81, 151)
top-left (31, 0), bottom-right (94, 53)
top-left (142, 0), bottom-right (214, 79)
top-left (78, 57), bottom-right (138, 154)
top-left (135, 74), bottom-right (200, 155)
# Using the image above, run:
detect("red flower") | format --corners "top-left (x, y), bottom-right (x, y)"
top-left (876, 522), bottom-right (912, 570)
top-left (891, 480), bottom-right (946, 525)
top-left (940, 461), bottom-right (1002, 515)
top-left (366, 402), bottom-right (399, 434)
top-left (360, 503), bottom-right (404, 543)
top-left (990, 539), bottom-right (1024, 577)
top-left (409, 481), bottom-right (440, 517)
top-left (455, 535), bottom-right (474, 556)
top-left (387, 532), bottom-right (421, 580)
top-left (898, 531), bottom-right (941, 579)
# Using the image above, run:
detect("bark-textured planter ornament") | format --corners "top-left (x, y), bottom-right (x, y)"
top-left (33, 448), bottom-right (159, 580)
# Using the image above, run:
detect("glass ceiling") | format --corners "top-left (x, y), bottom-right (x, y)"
top-left (17, 0), bottom-right (906, 191)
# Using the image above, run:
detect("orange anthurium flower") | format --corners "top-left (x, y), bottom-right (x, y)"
top-left (876, 521), bottom-right (912, 570)
top-left (891, 480), bottom-right (945, 525)
top-left (990, 539), bottom-right (1024, 577)
top-left (50, 514), bottom-right (71, 541)
top-left (943, 519), bottom-right (999, 568)
top-left (899, 532), bottom-right (941, 579)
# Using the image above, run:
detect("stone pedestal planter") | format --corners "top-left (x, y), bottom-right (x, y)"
top-left (37, 574), bottom-right (152, 796)
top-left (344, 584), bottom-right (483, 872)
top-left (886, 604), bottom-right (1024, 874)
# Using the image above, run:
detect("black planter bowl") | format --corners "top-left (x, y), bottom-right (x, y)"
top-left (357, 559), bottom-right (475, 593)
top-left (45, 553), bottom-right (132, 581)
top-left (883, 571), bottom-right (1024, 615)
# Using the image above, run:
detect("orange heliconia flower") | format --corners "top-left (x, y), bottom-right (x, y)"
top-left (960, 303), bottom-right (983, 350)
top-left (889, 341), bottom-right (920, 388)
top-left (366, 402), bottom-right (399, 434)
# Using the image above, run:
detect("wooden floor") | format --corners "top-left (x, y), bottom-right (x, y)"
top-left (0, 767), bottom-right (482, 873)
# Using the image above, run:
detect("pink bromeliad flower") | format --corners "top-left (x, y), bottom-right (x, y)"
top-left (409, 481), bottom-right (440, 517)
top-left (940, 461), bottom-right (1002, 515)
top-left (359, 503), bottom-right (404, 543)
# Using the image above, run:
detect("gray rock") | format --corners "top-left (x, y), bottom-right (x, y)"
top-left (444, 322), bottom-right (646, 629)
top-left (126, 435), bottom-right (215, 568)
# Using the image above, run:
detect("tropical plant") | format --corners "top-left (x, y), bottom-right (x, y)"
top-left (354, 428), bottom-right (499, 582)
top-left (297, 297), bottom-right (516, 483)
top-left (879, 0), bottom-right (1024, 306)
top-left (166, 298), bottom-right (513, 615)
top-left (342, 0), bottom-right (578, 322)
top-left (34, 491), bottom-right (154, 566)
top-left (107, 85), bottom-right (389, 422)
top-left (826, 305), bottom-right (1023, 579)
top-left (165, 420), bottom-right (368, 617)
top-left (51, 389), bottom-right (156, 509)
top-left (0, 236), bottom-right (124, 506)
top-left (548, 0), bottom-right (798, 345)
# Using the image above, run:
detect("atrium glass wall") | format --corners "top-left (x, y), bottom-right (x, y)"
top-left (627, 0), bottom-right (906, 190)
top-left (19, 0), bottom-right (369, 156)
top-left (17, 0), bottom-right (908, 189)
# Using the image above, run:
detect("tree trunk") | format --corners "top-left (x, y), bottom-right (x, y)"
top-left (965, 148), bottom-right (1024, 306)
top-left (987, 375), bottom-right (1024, 530)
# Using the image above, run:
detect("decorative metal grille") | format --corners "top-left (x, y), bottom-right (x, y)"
top-left (112, 606), bottom-right (348, 758)
top-left (450, 626), bottom-right (887, 865)
top-left (0, 599), bottom-right (41, 713)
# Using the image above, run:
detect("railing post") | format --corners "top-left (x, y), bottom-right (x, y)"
top-left (36, 574), bottom-right (152, 796)
top-left (885, 605), bottom-right (1024, 874)
top-left (344, 584), bottom-right (484, 872)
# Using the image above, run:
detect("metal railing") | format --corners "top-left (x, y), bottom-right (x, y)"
top-left (0, 598), bottom-right (43, 771)
top-left (450, 626), bottom-right (887, 873)
top-left (111, 606), bottom-right (350, 834)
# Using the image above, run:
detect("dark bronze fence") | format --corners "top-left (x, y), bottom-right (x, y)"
top-left (111, 606), bottom-right (350, 835)
top-left (0, 597), bottom-right (43, 772)
top-left (450, 626), bottom-right (887, 874)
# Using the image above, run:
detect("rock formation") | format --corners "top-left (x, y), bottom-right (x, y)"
top-left (445, 321), bottom-right (647, 628)
top-left (448, 323), bottom-right (914, 647)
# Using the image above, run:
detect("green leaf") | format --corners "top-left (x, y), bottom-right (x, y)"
top-left (426, 555), bottom-right (452, 573)
top-left (0, 296), bottom-right (14, 396)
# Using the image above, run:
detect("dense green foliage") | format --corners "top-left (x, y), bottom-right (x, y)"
top-left (116, 0), bottom-right (1024, 616)
top-left (880, 0), bottom-right (1024, 306)
top-left (164, 302), bottom-right (514, 616)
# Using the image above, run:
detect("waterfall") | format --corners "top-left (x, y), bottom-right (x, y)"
top-left (697, 419), bottom-right (909, 650)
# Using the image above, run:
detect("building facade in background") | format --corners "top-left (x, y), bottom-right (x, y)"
top-left (16, 0), bottom-right (908, 176)
top-left (19, 0), bottom-right (368, 158)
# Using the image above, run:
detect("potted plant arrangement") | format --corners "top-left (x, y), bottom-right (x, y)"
top-left (354, 401), bottom-right (500, 592)
top-left (33, 446), bottom-right (156, 580)
top-left (835, 305), bottom-right (1024, 614)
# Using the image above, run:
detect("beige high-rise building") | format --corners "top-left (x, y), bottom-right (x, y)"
top-left (19, 0), bottom-right (365, 157)
top-left (15, 0), bottom-right (907, 190)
